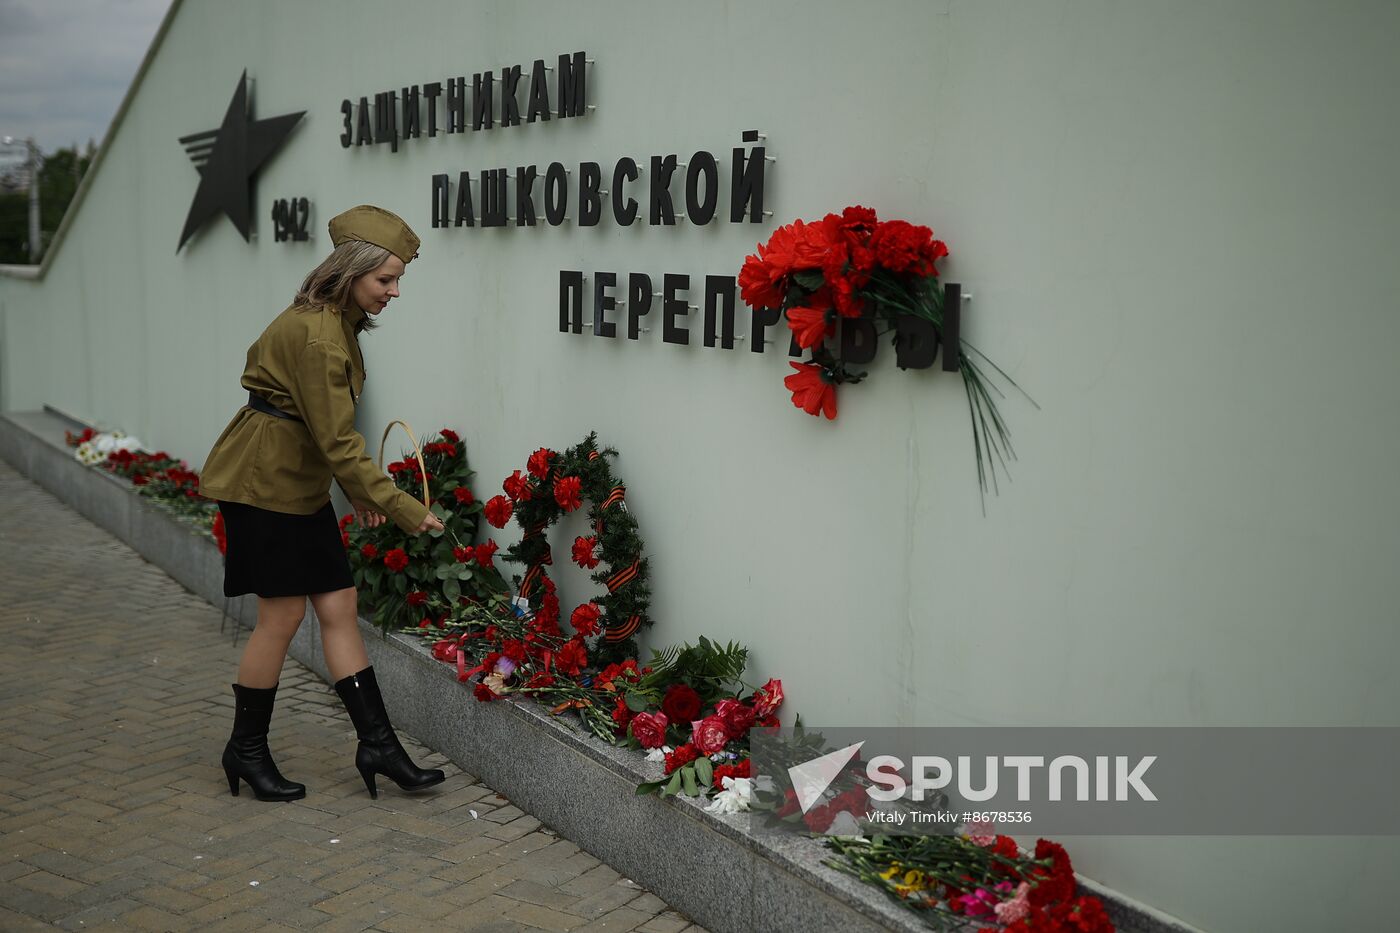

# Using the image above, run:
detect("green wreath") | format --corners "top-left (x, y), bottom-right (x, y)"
top-left (491, 432), bottom-right (652, 663)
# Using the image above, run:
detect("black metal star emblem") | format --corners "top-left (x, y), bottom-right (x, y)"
top-left (177, 71), bottom-right (303, 251)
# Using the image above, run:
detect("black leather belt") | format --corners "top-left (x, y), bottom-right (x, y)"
top-left (247, 392), bottom-right (303, 423)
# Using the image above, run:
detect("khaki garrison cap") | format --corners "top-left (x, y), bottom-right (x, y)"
top-left (327, 204), bottom-right (421, 263)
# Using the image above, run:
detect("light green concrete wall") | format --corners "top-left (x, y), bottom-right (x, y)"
top-left (4, 2), bottom-right (1399, 929)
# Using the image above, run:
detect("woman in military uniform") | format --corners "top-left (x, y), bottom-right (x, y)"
top-left (201, 205), bottom-right (447, 802)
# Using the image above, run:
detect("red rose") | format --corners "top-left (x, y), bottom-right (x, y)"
top-left (629, 711), bottom-right (669, 749)
top-left (663, 743), bottom-right (699, 774)
top-left (453, 545), bottom-right (472, 563)
top-left (407, 591), bottom-right (428, 607)
top-left (383, 548), bottom-right (409, 572)
top-left (484, 495), bottom-right (514, 528)
top-left (553, 475), bottom-right (583, 511)
top-left (474, 540), bottom-right (498, 568)
top-left (714, 698), bottom-right (756, 740)
top-left (527, 447), bottom-right (556, 479)
top-left (691, 715), bottom-right (730, 755)
top-left (556, 637), bottom-right (588, 677)
top-left (359, 543), bottom-right (379, 560)
top-left (453, 486), bottom-right (474, 505)
top-left (661, 684), bottom-right (702, 724)
top-left (570, 602), bottom-right (601, 637)
top-left (784, 362), bottom-right (838, 420)
top-left (611, 695), bottom-right (633, 730)
top-left (502, 469), bottom-right (532, 501)
top-left (571, 535), bottom-right (600, 569)
top-left (752, 678), bottom-right (784, 718)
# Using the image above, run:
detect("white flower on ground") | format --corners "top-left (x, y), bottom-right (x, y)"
top-left (75, 442), bottom-right (103, 465)
top-left (703, 776), bottom-right (752, 814)
top-left (645, 745), bottom-right (672, 764)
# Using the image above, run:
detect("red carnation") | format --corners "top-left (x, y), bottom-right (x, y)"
top-left (536, 592), bottom-right (560, 626)
top-left (783, 363), bottom-right (838, 420)
top-left (554, 475), bottom-right (583, 511)
top-left (556, 637), bottom-right (588, 677)
top-left (752, 678), bottom-right (784, 717)
top-left (870, 219), bottom-right (947, 277)
top-left (474, 682), bottom-right (500, 702)
top-left (785, 302), bottom-right (835, 349)
top-left (383, 548), bottom-right (409, 572)
top-left (407, 591), bottom-right (428, 607)
top-left (629, 711), bottom-right (668, 749)
top-left (474, 540), bottom-right (498, 569)
top-left (712, 759), bottom-right (751, 785)
top-left (572, 535), bottom-right (600, 569)
top-left (663, 743), bottom-right (700, 775)
top-left (611, 695), bottom-right (633, 730)
top-left (527, 447), bottom-right (556, 479)
top-left (359, 543), bottom-right (379, 560)
top-left (453, 545), bottom-right (472, 563)
top-left (453, 486), bottom-right (474, 505)
top-left (439, 428), bottom-right (460, 443)
top-left (502, 469), bottom-right (533, 501)
top-left (570, 602), bottom-right (601, 637)
top-left (484, 495), bottom-right (514, 528)
top-left (661, 684), bottom-right (701, 724)
top-left (1029, 839), bottom-right (1077, 907)
top-left (339, 513), bottom-right (355, 529)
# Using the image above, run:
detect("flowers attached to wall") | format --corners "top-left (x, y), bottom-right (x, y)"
top-left (739, 206), bottom-right (1034, 498)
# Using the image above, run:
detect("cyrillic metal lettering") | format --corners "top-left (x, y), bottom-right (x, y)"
top-left (527, 59), bottom-right (551, 123)
top-left (401, 85), bottom-right (420, 140)
top-left (730, 139), bottom-right (767, 223)
top-left (649, 155), bottom-right (678, 226)
top-left (593, 271), bottom-right (618, 338)
top-left (839, 315), bottom-right (877, 364)
top-left (339, 99), bottom-right (353, 148)
top-left (374, 92), bottom-right (398, 152)
top-left (481, 168), bottom-right (508, 226)
top-left (544, 162), bottom-right (568, 226)
top-left (454, 172), bottom-right (474, 227)
top-left (702, 275), bottom-right (737, 349)
top-left (431, 174), bottom-right (450, 228)
top-left (685, 151), bottom-right (719, 225)
top-left (940, 282), bottom-right (961, 371)
top-left (578, 162), bottom-right (602, 227)
top-left (750, 306), bottom-right (780, 353)
top-left (893, 314), bottom-right (938, 370)
top-left (354, 96), bottom-right (372, 146)
top-left (662, 273), bottom-right (690, 346)
top-left (627, 273), bottom-right (652, 340)
top-left (423, 82), bottom-right (442, 137)
top-left (446, 77), bottom-right (466, 133)
top-left (612, 158), bottom-right (639, 226)
top-left (559, 271), bottom-right (584, 334)
top-left (557, 51), bottom-right (586, 118)
top-left (515, 165), bottom-right (537, 227)
top-left (472, 71), bottom-right (494, 130)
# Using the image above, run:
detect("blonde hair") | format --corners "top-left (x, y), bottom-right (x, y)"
top-left (294, 240), bottom-right (393, 331)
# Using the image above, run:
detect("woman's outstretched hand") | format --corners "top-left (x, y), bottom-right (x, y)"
top-left (353, 502), bottom-right (386, 528)
top-left (415, 513), bottom-right (445, 534)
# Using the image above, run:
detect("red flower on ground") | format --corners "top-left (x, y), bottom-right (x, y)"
top-left (570, 602), bottom-right (601, 637)
top-left (664, 743), bottom-right (700, 774)
top-left (503, 469), bottom-right (532, 501)
top-left (785, 303), bottom-right (835, 349)
top-left (527, 447), bottom-right (556, 479)
top-left (1029, 839), bottom-right (1077, 907)
top-left (474, 682), bottom-right (500, 702)
top-left (383, 548), bottom-right (409, 572)
top-left (712, 759), bottom-right (752, 785)
top-left (474, 540), bottom-right (498, 569)
top-left (556, 637), bottom-right (588, 677)
top-left (783, 363), bottom-right (837, 420)
top-left (661, 684), bottom-right (702, 724)
top-left (407, 591), bottom-right (428, 607)
top-left (611, 695), bottom-right (633, 730)
top-left (453, 486), bottom-right (474, 505)
top-left (571, 535), bottom-right (600, 569)
top-left (691, 715), bottom-right (730, 755)
top-left (484, 495), bottom-right (514, 528)
top-left (630, 711), bottom-right (668, 749)
top-left (554, 475), bottom-right (583, 511)
top-left (714, 698), bottom-right (756, 740)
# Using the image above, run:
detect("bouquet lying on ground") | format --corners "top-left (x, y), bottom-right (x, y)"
top-left (343, 428), bottom-right (509, 634)
top-left (739, 205), bottom-right (1034, 498)
top-left (65, 427), bottom-right (217, 525)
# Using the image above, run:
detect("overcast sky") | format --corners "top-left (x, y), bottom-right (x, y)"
top-left (0, 0), bottom-right (171, 156)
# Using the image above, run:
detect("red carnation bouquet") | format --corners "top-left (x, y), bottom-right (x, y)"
top-left (739, 206), bottom-right (1031, 498)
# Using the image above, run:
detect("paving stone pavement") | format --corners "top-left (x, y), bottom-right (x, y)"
top-left (0, 460), bottom-right (708, 933)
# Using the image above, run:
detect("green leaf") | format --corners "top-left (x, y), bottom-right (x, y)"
top-left (792, 269), bottom-right (824, 290)
top-left (694, 756), bottom-right (713, 787)
top-left (443, 577), bottom-right (461, 602)
top-left (663, 770), bottom-right (682, 797)
top-left (635, 779), bottom-right (667, 796)
top-left (624, 692), bottom-right (650, 713)
top-left (681, 766), bottom-right (699, 797)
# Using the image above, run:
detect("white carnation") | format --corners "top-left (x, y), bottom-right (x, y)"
top-left (703, 776), bottom-right (752, 814)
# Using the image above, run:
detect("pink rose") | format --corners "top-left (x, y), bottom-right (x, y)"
top-left (691, 715), bottom-right (731, 755)
top-left (752, 678), bottom-right (784, 718)
top-left (629, 711), bottom-right (669, 749)
top-left (714, 698), bottom-right (756, 740)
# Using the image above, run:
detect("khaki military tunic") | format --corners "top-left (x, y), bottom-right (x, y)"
top-left (200, 301), bottom-right (430, 533)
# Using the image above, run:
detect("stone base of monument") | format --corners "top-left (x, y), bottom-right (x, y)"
top-left (0, 409), bottom-right (1186, 933)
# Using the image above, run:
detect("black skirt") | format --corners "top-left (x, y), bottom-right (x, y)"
top-left (217, 499), bottom-right (355, 598)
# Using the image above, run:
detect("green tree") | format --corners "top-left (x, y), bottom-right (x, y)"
top-left (0, 142), bottom-right (93, 264)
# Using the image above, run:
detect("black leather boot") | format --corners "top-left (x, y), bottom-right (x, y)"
top-left (333, 665), bottom-right (445, 799)
top-left (221, 682), bottom-right (306, 801)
